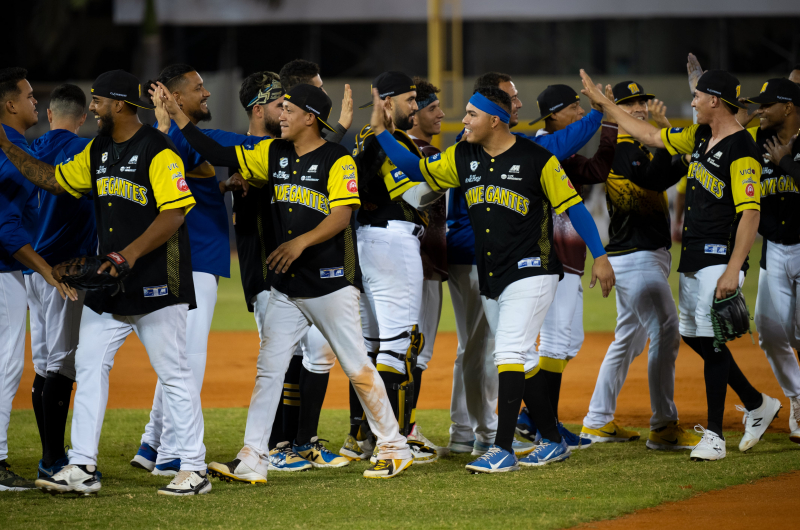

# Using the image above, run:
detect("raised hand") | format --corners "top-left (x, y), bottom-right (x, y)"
top-left (580, 70), bottom-right (611, 109)
top-left (687, 53), bottom-right (704, 94)
top-left (602, 85), bottom-right (616, 124)
top-left (369, 88), bottom-right (394, 135)
top-left (338, 84), bottom-right (353, 130)
top-left (151, 83), bottom-right (172, 133)
top-left (589, 84), bottom-right (604, 112)
top-left (650, 99), bottom-right (671, 128)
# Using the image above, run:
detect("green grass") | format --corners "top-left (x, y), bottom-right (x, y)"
top-left (4, 408), bottom-right (799, 529)
top-left (213, 240), bottom-right (763, 333)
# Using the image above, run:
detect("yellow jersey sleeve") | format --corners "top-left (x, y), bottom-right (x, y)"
top-left (234, 139), bottom-right (274, 188)
top-left (676, 175), bottom-right (687, 194)
top-left (746, 126), bottom-right (759, 143)
top-left (150, 149), bottom-right (195, 214)
top-left (328, 155), bottom-right (361, 209)
top-left (54, 139), bottom-right (94, 199)
top-left (380, 140), bottom-right (421, 200)
top-left (660, 125), bottom-right (699, 156)
top-left (419, 144), bottom-right (460, 191)
top-left (729, 156), bottom-right (761, 212)
top-left (540, 156), bottom-right (581, 214)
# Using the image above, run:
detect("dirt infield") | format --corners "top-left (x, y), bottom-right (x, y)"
top-left (11, 330), bottom-right (794, 433)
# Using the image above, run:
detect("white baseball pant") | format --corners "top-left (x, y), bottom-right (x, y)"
top-left (141, 271), bottom-right (217, 465)
top-left (254, 289), bottom-right (334, 374)
top-left (26, 272), bottom-right (85, 381)
top-left (358, 222), bottom-right (424, 373)
top-left (237, 286), bottom-right (410, 476)
top-left (0, 271), bottom-right (26, 462)
top-left (448, 264), bottom-right (497, 445)
top-left (583, 249), bottom-right (680, 430)
top-left (69, 303), bottom-right (206, 471)
top-left (678, 264), bottom-right (744, 338)
top-left (417, 275), bottom-right (443, 371)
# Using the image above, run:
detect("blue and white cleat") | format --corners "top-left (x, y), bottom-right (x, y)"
top-left (294, 437), bottom-right (349, 468)
top-left (558, 423), bottom-right (591, 450)
top-left (519, 438), bottom-right (571, 467)
top-left (130, 443), bottom-right (158, 472)
top-left (152, 458), bottom-right (181, 476)
top-left (268, 442), bottom-right (312, 472)
top-left (448, 438), bottom-right (476, 454)
top-left (465, 445), bottom-right (519, 474)
top-left (515, 407), bottom-right (538, 443)
top-left (512, 439), bottom-right (536, 456)
top-left (38, 455), bottom-right (69, 479)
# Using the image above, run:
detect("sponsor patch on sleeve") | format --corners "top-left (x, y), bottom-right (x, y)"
top-left (517, 257), bottom-right (542, 269)
top-left (320, 267), bottom-right (344, 279)
top-left (143, 285), bottom-right (169, 297)
top-left (390, 168), bottom-right (407, 183)
top-left (704, 244), bottom-right (727, 255)
top-left (428, 153), bottom-right (441, 162)
top-left (670, 127), bottom-right (684, 134)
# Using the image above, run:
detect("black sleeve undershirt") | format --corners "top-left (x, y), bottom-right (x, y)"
top-left (180, 121), bottom-right (240, 168)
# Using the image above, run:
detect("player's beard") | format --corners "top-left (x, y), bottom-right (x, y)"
top-left (395, 110), bottom-right (415, 131)
top-left (264, 115), bottom-right (281, 138)
top-left (188, 106), bottom-right (212, 123)
top-left (97, 109), bottom-right (115, 137)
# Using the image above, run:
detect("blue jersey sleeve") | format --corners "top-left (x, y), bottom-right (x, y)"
top-left (521, 109), bottom-right (602, 161)
top-left (0, 161), bottom-right (34, 258)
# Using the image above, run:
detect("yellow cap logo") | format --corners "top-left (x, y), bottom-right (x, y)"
top-left (138, 84), bottom-right (141, 97)
top-left (628, 83), bottom-right (639, 94)
top-left (760, 82), bottom-right (768, 94)
top-left (736, 85), bottom-right (741, 97)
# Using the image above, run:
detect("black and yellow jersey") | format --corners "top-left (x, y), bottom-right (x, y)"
top-left (604, 135), bottom-right (685, 256)
top-left (661, 124), bottom-right (761, 273)
top-left (353, 124), bottom-right (426, 227)
top-left (418, 136), bottom-right (581, 298)
top-left (231, 181), bottom-right (275, 312)
top-left (234, 139), bottom-right (362, 298)
top-left (54, 125), bottom-right (196, 316)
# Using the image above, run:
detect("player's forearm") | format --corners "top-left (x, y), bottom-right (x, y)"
top-left (566, 202), bottom-right (606, 258)
top-left (726, 210), bottom-right (759, 273)
top-left (601, 106), bottom-right (664, 149)
top-left (179, 122), bottom-right (239, 168)
top-left (0, 142), bottom-right (64, 194)
top-left (12, 244), bottom-right (51, 276)
top-left (375, 131), bottom-right (426, 183)
top-left (120, 209), bottom-right (185, 266)
top-left (295, 205), bottom-right (353, 249)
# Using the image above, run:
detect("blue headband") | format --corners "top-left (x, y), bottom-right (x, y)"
top-left (416, 93), bottom-right (439, 111)
top-left (469, 92), bottom-right (510, 124)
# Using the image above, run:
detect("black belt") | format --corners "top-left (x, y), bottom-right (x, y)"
top-left (365, 221), bottom-right (422, 236)
top-left (770, 237), bottom-right (800, 246)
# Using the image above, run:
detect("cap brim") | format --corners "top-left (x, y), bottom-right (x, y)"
top-left (744, 95), bottom-right (774, 105)
top-left (720, 97), bottom-right (747, 109)
top-left (318, 117), bottom-right (337, 132)
top-left (528, 113), bottom-right (550, 125)
top-left (126, 99), bottom-right (155, 110)
top-left (358, 101), bottom-right (374, 109)
top-left (614, 93), bottom-right (655, 104)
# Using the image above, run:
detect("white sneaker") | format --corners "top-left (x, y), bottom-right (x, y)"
top-left (789, 397), bottom-right (800, 444)
top-left (737, 393), bottom-right (782, 452)
top-left (407, 425), bottom-right (450, 457)
top-left (35, 464), bottom-right (101, 495)
top-left (690, 426), bottom-right (726, 462)
top-left (207, 459), bottom-right (267, 484)
top-left (408, 440), bottom-right (438, 464)
top-left (157, 470), bottom-right (211, 496)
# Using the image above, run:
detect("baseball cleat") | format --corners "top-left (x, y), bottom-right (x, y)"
top-left (519, 438), bottom-right (571, 467)
top-left (157, 470), bottom-right (211, 496)
top-left (447, 438), bottom-right (476, 454)
top-left (512, 439), bottom-right (536, 456)
top-left (646, 421), bottom-right (701, 451)
top-left (363, 457), bottom-right (413, 479)
top-left (151, 458), bottom-right (180, 476)
top-left (130, 443), bottom-right (158, 472)
top-left (690, 426), bottom-right (726, 461)
top-left (790, 397), bottom-right (800, 445)
top-left (409, 440), bottom-right (438, 464)
top-left (408, 424), bottom-right (450, 457)
top-left (339, 434), bottom-right (368, 461)
top-left (207, 459), bottom-right (266, 484)
top-left (35, 464), bottom-right (100, 495)
top-left (37, 455), bottom-right (70, 479)
top-left (557, 423), bottom-right (590, 450)
top-left (580, 421), bottom-right (640, 443)
top-left (515, 407), bottom-right (538, 443)
top-left (268, 442), bottom-right (312, 471)
top-left (738, 393), bottom-right (782, 452)
top-left (293, 437), bottom-right (349, 468)
top-left (0, 461), bottom-right (36, 492)
top-left (465, 445), bottom-right (519, 474)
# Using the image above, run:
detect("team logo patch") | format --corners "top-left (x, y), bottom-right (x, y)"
top-left (713, 151), bottom-right (722, 159)
top-left (509, 165), bottom-right (520, 173)
top-left (465, 175), bottom-right (481, 183)
top-left (470, 161), bottom-right (479, 171)
top-left (128, 155), bottom-right (138, 164)
top-left (176, 177), bottom-right (189, 192)
top-left (670, 127), bottom-right (684, 134)
top-left (736, 85), bottom-right (741, 97)
top-left (143, 285), bottom-right (168, 297)
top-left (628, 83), bottom-right (639, 94)
top-left (320, 267), bottom-right (344, 279)
top-left (280, 157), bottom-right (289, 168)
top-left (347, 180), bottom-right (358, 193)
top-left (96, 166), bottom-right (106, 175)
top-left (390, 168), bottom-right (406, 183)
top-left (308, 165), bottom-right (318, 173)
top-left (704, 244), bottom-right (727, 255)
top-left (101, 152), bottom-right (108, 163)
top-left (518, 257), bottom-right (541, 269)
top-left (428, 153), bottom-right (441, 162)
top-left (746, 183), bottom-right (755, 197)
top-left (274, 171), bottom-right (289, 180)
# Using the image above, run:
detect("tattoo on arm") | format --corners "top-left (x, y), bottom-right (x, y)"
top-left (3, 143), bottom-right (63, 194)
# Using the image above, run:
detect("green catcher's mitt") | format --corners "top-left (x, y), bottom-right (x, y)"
top-left (710, 288), bottom-right (752, 348)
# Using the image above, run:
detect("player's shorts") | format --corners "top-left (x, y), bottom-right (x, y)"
top-left (678, 265), bottom-right (744, 338)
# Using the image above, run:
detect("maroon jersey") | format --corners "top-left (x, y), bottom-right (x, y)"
top-left (413, 137), bottom-right (448, 281)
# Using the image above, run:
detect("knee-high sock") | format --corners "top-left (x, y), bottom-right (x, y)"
top-left (42, 373), bottom-right (74, 466)
top-left (282, 355), bottom-right (303, 444)
top-left (523, 370), bottom-right (562, 443)
top-left (538, 357), bottom-right (567, 423)
top-left (295, 368), bottom-right (329, 445)
top-left (496, 368), bottom-right (526, 453)
top-left (268, 399), bottom-right (286, 449)
top-left (377, 366), bottom-right (404, 421)
top-left (348, 382), bottom-right (364, 438)
top-left (410, 366), bottom-right (423, 431)
top-left (684, 336), bottom-right (729, 438)
top-left (32, 374), bottom-right (46, 458)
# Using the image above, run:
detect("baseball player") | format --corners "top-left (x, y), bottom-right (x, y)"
top-left (0, 70), bottom-right (208, 495)
top-left (746, 78), bottom-right (800, 444)
top-left (351, 71), bottom-right (437, 464)
top-left (27, 84), bottom-right (94, 480)
top-left (581, 69), bottom-right (782, 461)
top-left (516, 83), bottom-right (618, 453)
top-left (0, 68), bottom-right (75, 492)
top-left (447, 72), bottom-right (605, 456)
top-left (578, 81), bottom-right (700, 451)
top-left (158, 81), bottom-right (414, 479)
top-left (371, 85), bottom-right (615, 472)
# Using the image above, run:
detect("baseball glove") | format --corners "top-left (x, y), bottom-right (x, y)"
top-left (52, 252), bottom-right (130, 294)
top-left (710, 288), bottom-right (752, 348)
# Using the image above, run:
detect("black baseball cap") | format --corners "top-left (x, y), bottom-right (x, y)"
top-left (746, 78), bottom-right (800, 105)
top-left (358, 71), bottom-right (416, 109)
top-left (530, 85), bottom-right (580, 124)
top-left (612, 81), bottom-right (655, 104)
top-left (283, 83), bottom-right (336, 132)
top-left (696, 70), bottom-right (746, 109)
top-left (91, 70), bottom-right (154, 110)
